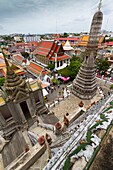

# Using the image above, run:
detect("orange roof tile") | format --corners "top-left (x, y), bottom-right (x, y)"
top-left (27, 62), bottom-right (50, 76)
top-left (28, 41), bottom-right (39, 46)
top-left (13, 55), bottom-right (23, 63)
top-left (32, 40), bottom-right (69, 64)
top-left (2, 49), bottom-right (10, 55)
top-left (40, 41), bottom-right (54, 48)
top-left (0, 69), bottom-right (5, 76)
top-left (50, 55), bottom-right (70, 61)
top-left (32, 41), bottom-right (54, 56)
top-left (0, 57), bottom-right (25, 77)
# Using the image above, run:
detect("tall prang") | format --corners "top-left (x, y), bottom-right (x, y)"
top-left (73, 0), bottom-right (103, 100)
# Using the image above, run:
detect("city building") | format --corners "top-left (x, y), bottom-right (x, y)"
top-left (12, 53), bottom-right (51, 80)
top-left (9, 41), bottom-right (39, 54)
top-left (23, 34), bottom-right (40, 43)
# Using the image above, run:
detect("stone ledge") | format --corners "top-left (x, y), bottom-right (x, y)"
top-left (5, 144), bottom-right (46, 170)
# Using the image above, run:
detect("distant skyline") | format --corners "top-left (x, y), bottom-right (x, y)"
top-left (0, 0), bottom-right (113, 35)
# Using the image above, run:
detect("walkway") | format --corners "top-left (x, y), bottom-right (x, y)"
top-left (44, 94), bottom-right (113, 170)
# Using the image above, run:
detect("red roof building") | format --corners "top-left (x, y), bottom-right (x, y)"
top-left (13, 54), bottom-right (23, 63)
top-left (12, 54), bottom-right (50, 77)
top-left (105, 42), bottom-right (113, 47)
top-left (56, 37), bottom-right (79, 47)
top-left (26, 61), bottom-right (50, 77)
top-left (15, 41), bottom-right (39, 47)
top-left (32, 40), bottom-right (70, 69)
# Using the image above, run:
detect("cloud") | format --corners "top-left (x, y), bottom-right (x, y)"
top-left (0, 25), bottom-right (5, 32)
top-left (0, 0), bottom-right (113, 34)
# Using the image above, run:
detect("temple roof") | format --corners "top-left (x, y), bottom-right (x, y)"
top-left (26, 61), bottom-right (50, 76)
top-left (63, 40), bottom-right (74, 51)
top-left (0, 53), bottom-right (25, 77)
top-left (32, 40), bottom-right (70, 61)
top-left (2, 53), bottom-right (29, 101)
top-left (50, 55), bottom-right (70, 61)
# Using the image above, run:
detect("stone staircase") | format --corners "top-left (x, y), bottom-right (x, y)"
top-left (36, 102), bottom-right (48, 115)
top-left (3, 117), bottom-right (21, 139)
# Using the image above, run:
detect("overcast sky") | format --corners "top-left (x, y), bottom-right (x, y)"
top-left (0, 0), bottom-right (113, 35)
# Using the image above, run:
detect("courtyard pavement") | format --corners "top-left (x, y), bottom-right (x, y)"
top-left (29, 78), bottom-right (111, 169)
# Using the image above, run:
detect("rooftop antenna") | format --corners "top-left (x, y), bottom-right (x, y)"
top-left (98, 0), bottom-right (102, 11)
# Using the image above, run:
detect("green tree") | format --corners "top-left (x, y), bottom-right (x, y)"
top-left (96, 58), bottom-right (110, 75)
top-left (47, 63), bottom-right (55, 71)
top-left (71, 55), bottom-right (83, 62)
top-left (0, 78), bottom-right (5, 88)
top-left (105, 38), bottom-right (113, 42)
top-left (2, 35), bottom-right (14, 41)
top-left (52, 78), bottom-right (59, 85)
top-left (61, 32), bottom-right (69, 38)
top-left (58, 59), bottom-right (81, 80)
top-left (110, 84), bottom-right (113, 89)
top-left (21, 52), bottom-right (29, 59)
top-left (74, 33), bottom-right (80, 36)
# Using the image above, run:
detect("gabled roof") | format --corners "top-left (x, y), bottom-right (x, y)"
top-left (27, 61), bottom-right (50, 76)
top-left (28, 41), bottom-right (39, 46)
top-left (15, 41), bottom-right (39, 47)
top-left (32, 40), bottom-right (54, 56)
top-left (32, 40), bottom-right (70, 62)
top-left (32, 40), bottom-right (64, 57)
top-left (50, 55), bottom-right (70, 61)
top-left (13, 54), bottom-right (23, 63)
top-left (0, 54), bottom-right (25, 77)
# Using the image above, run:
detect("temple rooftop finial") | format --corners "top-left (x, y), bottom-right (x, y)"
top-left (2, 51), bottom-right (12, 74)
top-left (98, 0), bottom-right (102, 11)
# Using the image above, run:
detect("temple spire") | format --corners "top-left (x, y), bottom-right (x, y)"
top-left (72, 0), bottom-right (103, 100)
top-left (98, 0), bottom-right (102, 11)
top-left (2, 51), bottom-right (12, 73)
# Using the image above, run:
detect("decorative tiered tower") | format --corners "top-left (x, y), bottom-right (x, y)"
top-left (0, 53), bottom-right (48, 138)
top-left (73, 0), bottom-right (103, 99)
top-left (3, 54), bottom-right (30, 103)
